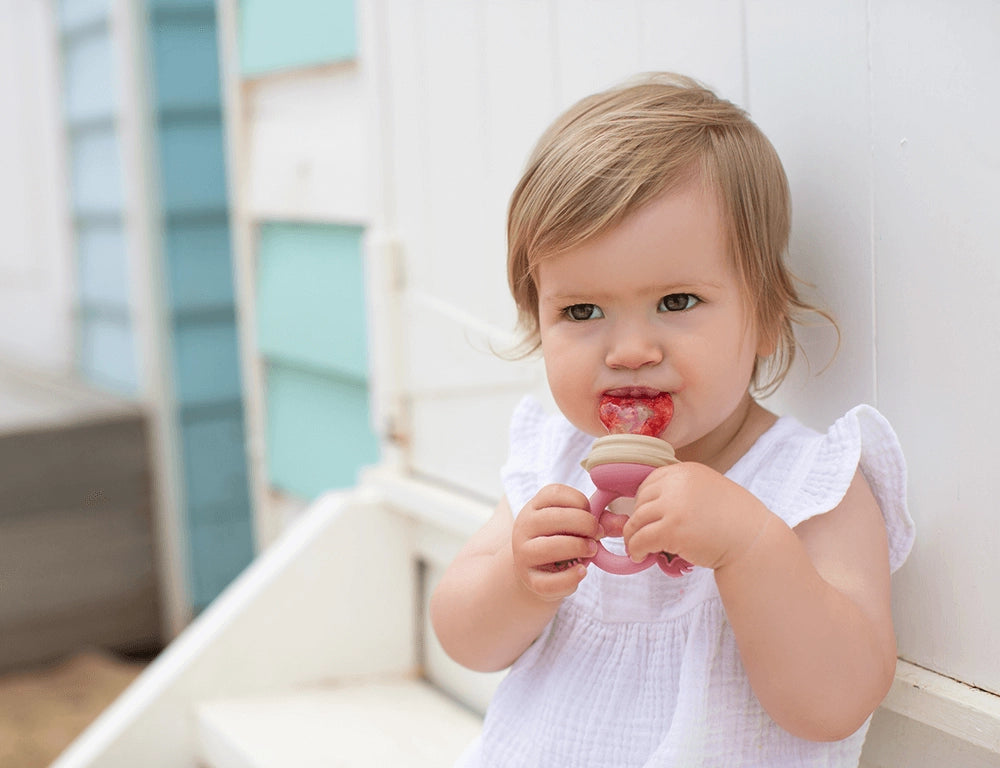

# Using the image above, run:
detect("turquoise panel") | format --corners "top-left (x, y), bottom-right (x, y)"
top-left (158, 120), bottom-right (228, 213)
top-left (78, 314), bottom-right (139, 395)
top-left (265, 364), bottom-right (379, 498)
top-left (77, 222), bottom-right (128, 305)
top-left (256, 223), bottom-right (368, 380)
top-left (150, 0), bottom-right (215, 10)
top-left (172, 318), bottom-right (243, 406)
top-left (239, 0), bottom-right (356, 76)
top-left (180, 412), bottom-right (252, 521)
top-left (151, 18), bottom-right (222, 111)
top-left (164, 222), bottom-right (235, 312)
top-left (58, 0), bottom-right (109, 30)
top-left (63, 31), bottom-right (116, 123)
top-left (70, 128), bottom-right (124, 214)
top-left (188, 518), bottom-right (255, 610)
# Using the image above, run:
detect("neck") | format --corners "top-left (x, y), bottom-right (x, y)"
top-left (675, 393), bottom-right (777, 473)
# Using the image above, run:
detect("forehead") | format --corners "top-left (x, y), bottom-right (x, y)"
top-left (535, 181), bottom-right (735, 299)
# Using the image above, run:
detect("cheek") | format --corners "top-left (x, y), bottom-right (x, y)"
top-left (542, 343), bottom-right (599, 430)
top-left (541, 341), bottom-right (570, 392)
top-left (544, 349), bottom-right (582, 400)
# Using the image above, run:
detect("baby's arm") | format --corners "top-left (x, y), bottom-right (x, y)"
top-left (716, 470), bottom-right (896, 741)
top-left (625, 464), bottom-right (895, 741)
top-left (430, 485), bottom-right (600, 673)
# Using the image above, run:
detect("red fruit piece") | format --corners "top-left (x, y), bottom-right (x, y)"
top-left (599, 393), bottom-right (673, 437)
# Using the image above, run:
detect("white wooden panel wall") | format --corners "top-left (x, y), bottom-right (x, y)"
top-left (868, 0), bottom-right (1000, 696)
top-left (0, 0), bottom-right (74, 372)
top-left (363, 0), bottom-right (1000, 741)
top-left (246, 66), bottom-right (370, 224)
top-left (370, 0), bottom-right (757, 501)
top-left (745, 0), bottom-right (877, 426)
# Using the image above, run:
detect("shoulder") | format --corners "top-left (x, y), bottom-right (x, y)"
top-left (500, 396), bottom-right (593, 517)
top-left (735, 405), bottom-right (914, 572)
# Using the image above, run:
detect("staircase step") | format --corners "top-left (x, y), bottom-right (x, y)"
top-left (195, 679), bottom-right (482, 768)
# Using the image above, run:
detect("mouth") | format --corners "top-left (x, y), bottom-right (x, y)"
top-left (602, 386), bottom-right (666, 398)
top-left (598, 390), bottom-right (674, 436)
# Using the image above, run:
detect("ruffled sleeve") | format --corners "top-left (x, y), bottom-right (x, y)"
top-left (744, 405), bottom-right (915, 572)
top-left (500, 396), bottom-right (594, 519)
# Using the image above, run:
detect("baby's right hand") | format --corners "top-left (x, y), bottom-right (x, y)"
top-left (511, 484), bottom-right (603, 601)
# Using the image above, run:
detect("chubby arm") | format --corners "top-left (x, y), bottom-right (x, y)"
top-left (625, 464), bottom-right (896, 741)
top-left (430, 485), bottom-right (601, 673)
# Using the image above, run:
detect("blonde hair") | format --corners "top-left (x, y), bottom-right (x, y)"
top-left (507, 73), bottom-right (834, 395)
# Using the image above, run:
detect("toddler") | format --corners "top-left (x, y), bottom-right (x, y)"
top-left (431, 73), bottom-right (914, 767)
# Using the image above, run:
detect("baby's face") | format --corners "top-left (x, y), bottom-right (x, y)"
top-left (535, 180), bottom-right (767, 465)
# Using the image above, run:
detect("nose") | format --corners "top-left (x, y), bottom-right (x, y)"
top-left (604, 320), bottom-right (664, 370)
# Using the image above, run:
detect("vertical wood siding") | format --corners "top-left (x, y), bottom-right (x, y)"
top-left (147, 0), bottom-right (253, 610)
top-left (59, 0), bottom-right (139, 393)
top-left (239, 0), bottom-right (357, 75)
top-left (256, 222), bottom-right (377, 498)
top-left (233, 0), bottom-right (376, 507)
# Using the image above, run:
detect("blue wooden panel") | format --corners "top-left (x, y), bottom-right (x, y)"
top-left (172, 318), bottom-right (243, 406)
top-left (63, 31), bottom-right (116, 123)
top-left (157, 120), bottom-right (228, 213)
top-left (256, 223), bottom-right (368, 380)
top-left (266, 363), bottom-right (379, 498)
top-left (78, 314), bottom-right (139, 395)
top-left (150, 0), bottom-right (215, 9)
top-left (239, 0), bottom-right (356, 76)
top-left (70, 129), bottom-right (124, 214)
top-left (164, 222), bottom-right (235, 312)
top-left (151, 18), bottom-right (222, 112)
top-left (141, 0), bottom-right (252, 610)
top-left (58, 0), bottom-right (109, 30)
top-left (77, 221), bottom-right (128, 306)
top-left (188, 518), bottom-right (254, 610)
top-left (180, 412), bottom-right (251, 520)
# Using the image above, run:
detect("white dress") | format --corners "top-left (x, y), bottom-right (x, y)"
top-left (457, 396), bottom-right (915, 768)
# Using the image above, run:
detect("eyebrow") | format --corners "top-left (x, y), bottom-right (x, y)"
top-left (541, 281), bottom-right (723, 303)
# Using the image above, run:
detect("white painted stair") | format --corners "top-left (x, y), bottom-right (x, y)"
top-left (195, 680), bottom-right (481, 768)
top-left (50, 469), bottom-right (497, 768)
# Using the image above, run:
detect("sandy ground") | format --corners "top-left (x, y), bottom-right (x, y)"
top-left (0, 650), bottom-right (146, 768)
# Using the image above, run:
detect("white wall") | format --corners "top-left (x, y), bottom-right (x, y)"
top-left (0, 0), bottom-right (74, 373)
top-left (363, 0), bottom-right (1000, 715)
top-left (868, 0), bottom-right (1000, 696)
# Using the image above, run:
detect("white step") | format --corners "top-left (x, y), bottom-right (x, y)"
top-left (195, 679), bottom-right (482, 768)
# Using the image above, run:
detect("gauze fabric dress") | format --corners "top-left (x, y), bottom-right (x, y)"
top-left (456, 396), bottom-right (914, 768)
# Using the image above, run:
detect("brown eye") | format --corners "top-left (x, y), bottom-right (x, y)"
top-left (659, 294), bottom-right (699, 312)
top-left (564, 304), bottom-right (604, 321)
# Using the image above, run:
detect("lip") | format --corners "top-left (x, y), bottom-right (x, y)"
top-left (602, 386), bottom-right (666, 398)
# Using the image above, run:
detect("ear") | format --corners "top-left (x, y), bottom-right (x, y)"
top-left (756, 334), bottom-right (776, 359)
top-left (754, 316), bottom-right (781, 359)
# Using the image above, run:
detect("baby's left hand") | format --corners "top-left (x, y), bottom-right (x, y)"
top-left (623, 462), bottom-right (771, 570)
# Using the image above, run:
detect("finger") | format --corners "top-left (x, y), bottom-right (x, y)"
top-left (597, 510), bottom-right (629, 538)
top-left (517, 505), bottom-right (603, 540)
top-left (624, 517), bottom-right (669, 563)
top-left (531, 483), bottom-right (592, 512)
top-left (519, 534), bottom-right (599, 571)
top-left (632, 466), bottom-right (677, 513)
top-left (520, 562), bottom-right (588, 600)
